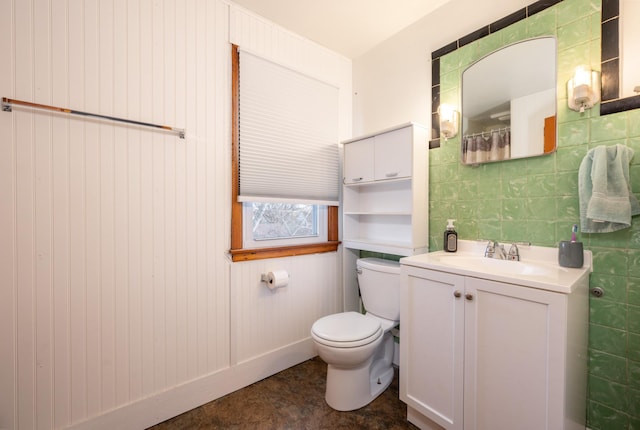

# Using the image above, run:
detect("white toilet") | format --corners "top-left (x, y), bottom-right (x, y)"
top-left (310, 257), bottom-right (400, 411)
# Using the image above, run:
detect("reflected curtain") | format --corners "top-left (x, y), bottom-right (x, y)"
top-left (462, 129), bottom-right (510, 164)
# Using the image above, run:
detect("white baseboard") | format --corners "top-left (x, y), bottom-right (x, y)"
top-left (65, 339), bottom-right (316, 430)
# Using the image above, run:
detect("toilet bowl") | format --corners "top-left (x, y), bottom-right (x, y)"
top-left (310, 258), bottom-right (400, 411)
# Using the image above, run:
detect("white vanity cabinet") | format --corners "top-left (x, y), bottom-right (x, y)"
top-left (342, 123), bottom-right (429, 256)
top-left (399, 243), bottom-right (590, 430)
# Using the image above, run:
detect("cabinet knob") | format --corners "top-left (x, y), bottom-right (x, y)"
top-left (453, 290), bottom-right (462, 298)
top-left (465, 293), bottom-right (474, 301)
top-left (352, 177), bottom-right (363, 182)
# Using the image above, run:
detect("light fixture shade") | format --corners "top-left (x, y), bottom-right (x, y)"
top-left (439, 103), bottom-right (459, 139)
top-left (567, 66), bottom-right (600, 112)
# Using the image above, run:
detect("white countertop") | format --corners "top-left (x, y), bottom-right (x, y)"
top-left (400, 240), bottom-right (592, 294)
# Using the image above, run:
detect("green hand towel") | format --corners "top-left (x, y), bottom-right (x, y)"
top-left (579, 144), bottom-right (640, 233)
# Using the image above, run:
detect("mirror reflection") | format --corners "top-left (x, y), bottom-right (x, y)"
top-left (461, 37), bottom-right (557, 165)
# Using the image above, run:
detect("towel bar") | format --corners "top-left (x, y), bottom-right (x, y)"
top-left (2, 97), bottom-right (185, 139)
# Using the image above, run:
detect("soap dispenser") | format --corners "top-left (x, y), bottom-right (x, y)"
top-left (444, 219), bottom-right (458, 252)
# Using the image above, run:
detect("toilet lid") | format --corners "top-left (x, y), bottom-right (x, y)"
top-left (311, 312), bottom-right (382, 344)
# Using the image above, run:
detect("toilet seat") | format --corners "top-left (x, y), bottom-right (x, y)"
top-left (311, 312), bottom-right (382, 348)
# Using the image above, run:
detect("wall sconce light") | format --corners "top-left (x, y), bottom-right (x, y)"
top-left (567, 65), bottom-right (600, 113)
top-left (439, 103), bottom-right (459, 139)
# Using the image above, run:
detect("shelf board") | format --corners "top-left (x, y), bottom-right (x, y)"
top-left (343, 238), bottom-right (428, 256)
top-left (343, 211), bottom-right (412, 216)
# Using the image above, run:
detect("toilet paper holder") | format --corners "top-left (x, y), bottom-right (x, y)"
top-left (260, 270), bottom-right (289, 290)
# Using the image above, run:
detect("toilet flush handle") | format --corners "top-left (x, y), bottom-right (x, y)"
top-left (356, 267), bottom-right (362, 275)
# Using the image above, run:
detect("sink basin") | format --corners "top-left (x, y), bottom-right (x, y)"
top-left (427, 253), bottom-right (566, 278)
top-left (400, 240), bottom-right (592, 294)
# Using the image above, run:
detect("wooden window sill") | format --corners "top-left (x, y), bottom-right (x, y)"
top-left (229, 241), bottom-right (341, 262)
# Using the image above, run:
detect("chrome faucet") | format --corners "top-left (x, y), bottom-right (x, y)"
top-left (484, 240), bottom-right (507, 259)
top-left (507, 243), bottom-right (520, 261)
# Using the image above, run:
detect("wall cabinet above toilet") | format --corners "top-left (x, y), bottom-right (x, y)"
top-left (342, 123), bottom-right (429, 256)
top-left (344, 126), bottom-right (414, 184)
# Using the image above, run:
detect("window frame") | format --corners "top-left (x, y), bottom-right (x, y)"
top-left (230, 45), bottom-right (339, 262)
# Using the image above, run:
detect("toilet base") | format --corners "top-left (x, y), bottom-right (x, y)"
top-left (324, 332), bottom-right (395, 411)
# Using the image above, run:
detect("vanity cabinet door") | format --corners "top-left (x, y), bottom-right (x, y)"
top-left (463, 277), bottom-right (567, 430)
top-left (400, 266), bottom-right (465, 430)
top-left (343, 137), bottom-right (374, 184)
top-left (374, 126), bottom-right (413, 181)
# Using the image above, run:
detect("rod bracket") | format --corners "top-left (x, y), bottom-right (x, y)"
top-left (2, 99), bottom-right (12, 112)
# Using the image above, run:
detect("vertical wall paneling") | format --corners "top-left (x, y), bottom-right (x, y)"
top-left (112, 0), bottom-right (130, 408)
top-left (99, 0), bottom-right (117, 413)
top-left (2, 0), bottom-right (232, 426)
top-left (51, 0), bottom-right (71, 426)
top-left (138, 0), bottom-right (155, 400)
top-left (212, 1), bottom-right (224, 375)
top-left (195, 0), bottom-right (209, 378)
top-left (67, 0), bottom-right (88, 421)
top-left (212, 0), bottom-right (232, 371)
top-left (34, 0), bottom-right (54, 424)
top-left (125, 0), bottom-right (142, 401)
top-left (2, 1), bottom-right (350, 428)
top-left (183, 0), bottom-right (198, 381)
top-left (173, 0), bottom-right (187, 384)
top-left (151, 0), bottom-right (167, 395)
top-left (15, 0), bottom-right (36, 427)
top-left (83, 0), bottom-right (103, 418)
top-left (0, 0), bottom-right (15, 426)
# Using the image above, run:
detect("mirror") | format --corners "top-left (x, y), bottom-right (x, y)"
top-left (601, 0), bottom-right (640, 114)
top-left (460, 37), bottom-right (557, 165)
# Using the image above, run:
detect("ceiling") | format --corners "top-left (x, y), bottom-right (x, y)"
top-left (231, 0), bottom-right (452, 59)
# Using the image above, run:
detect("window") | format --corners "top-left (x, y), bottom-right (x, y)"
top-left (243, 203), bottom-right (327, 249)
top-left (230, 45), bottom-right (339, 262)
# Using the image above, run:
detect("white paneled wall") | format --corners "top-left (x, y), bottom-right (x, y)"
top-left (231, 253), bottom-right (342, 364)
top-left (0, 1), bottom-right (351, 429)
top-left (1, 0), bottom-right (231, 427)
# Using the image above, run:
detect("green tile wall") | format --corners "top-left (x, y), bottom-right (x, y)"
top-left (432, 0), bottom-right (640, 428)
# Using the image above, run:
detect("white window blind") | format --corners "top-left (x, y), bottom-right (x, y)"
top-left (238, 50), bottom-right (340, 205)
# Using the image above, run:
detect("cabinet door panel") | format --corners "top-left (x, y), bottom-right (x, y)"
top-left (343, 137), bottom-right (374, 184)
top-left (464, 278), bottom-right (566, 430)
top-left (374, 127), bottom-right (413, 180)
top-left (400, 267), bottom-right (464, 430)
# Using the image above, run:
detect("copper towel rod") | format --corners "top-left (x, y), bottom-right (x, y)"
top-left (2, 97), bottom-right (185, 139)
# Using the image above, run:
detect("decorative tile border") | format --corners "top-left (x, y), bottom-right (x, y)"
top-left (600, 0), bottom-right (640, 115)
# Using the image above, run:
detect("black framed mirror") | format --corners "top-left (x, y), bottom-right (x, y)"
top-left (600, 0), bottom-right (640, 115)
top-left (429, 0), bottom-right (562, 149)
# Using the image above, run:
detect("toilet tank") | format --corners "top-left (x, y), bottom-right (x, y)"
top-left (356, 258), bottom-right (401, 322)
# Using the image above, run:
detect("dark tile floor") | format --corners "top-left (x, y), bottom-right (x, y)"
top-left (149, 356), bottom-right (418, 429)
